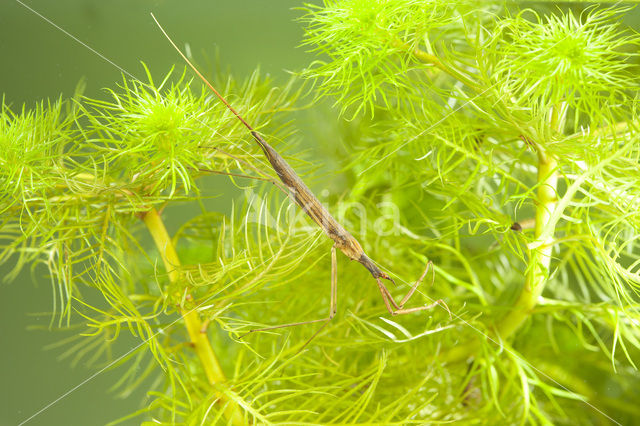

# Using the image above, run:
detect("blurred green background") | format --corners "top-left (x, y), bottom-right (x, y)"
top-left (0, 1), bottom-right (321, 425)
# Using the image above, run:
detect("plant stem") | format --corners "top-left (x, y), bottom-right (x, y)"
top-left (493, 152), bottom-right (558, 339)
top-left (391, 39), bottom-right (481, 92)
top-left (439, 151), bottom-right (558, 363)
top-left (392, 39), bottom-right (445, 70)
top-left (142, 207), bottom-right (245, 425)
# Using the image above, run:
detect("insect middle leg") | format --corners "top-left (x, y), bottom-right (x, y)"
top-left (239, 245), bottom-right (338, 339)
top-left (376, 261), bottom-right (451, 317)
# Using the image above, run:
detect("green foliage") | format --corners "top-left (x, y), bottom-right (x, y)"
top-left (299, 0), bottom-right (468, 117)
top-left (0, 66), bottom-right (297, 326)
top-left (485, 6), bottom-right (640, 131)
top-left (0, 98), bottom-right (71, 198)
top-left (4, 1), bottom-right (640, 425)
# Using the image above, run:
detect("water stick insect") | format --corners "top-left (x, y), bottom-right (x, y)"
top-left (151, 14), bottom-right (449, 335)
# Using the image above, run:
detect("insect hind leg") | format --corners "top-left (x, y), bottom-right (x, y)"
top-left (238, 245), bottom-right (339, 347)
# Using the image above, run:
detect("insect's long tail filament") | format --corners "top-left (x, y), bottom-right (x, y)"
top-left (150, 13), bottom-right (256, 133)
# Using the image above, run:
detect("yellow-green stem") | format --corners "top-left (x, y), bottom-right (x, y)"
top-left (142, 207), bottom-right (245, 425)
top-left (438, 153), bottom-right (558, 364)
top-left (494, 153), bottom-right (557, 338)
top-left (390, 39), bottom-right (481, 92)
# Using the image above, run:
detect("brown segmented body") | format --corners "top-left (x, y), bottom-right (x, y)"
top-left (152, 13), bottom-right (402, 286)
top-left (153, 13), bottom-right (447, 327)
top-left (250, 132), bottom-right (386, 279)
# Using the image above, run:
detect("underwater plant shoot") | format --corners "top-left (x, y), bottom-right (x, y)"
top-left (2, 1), bottom-right (640, 425)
